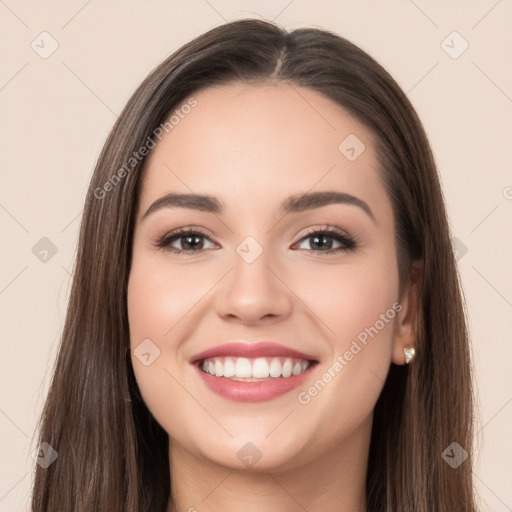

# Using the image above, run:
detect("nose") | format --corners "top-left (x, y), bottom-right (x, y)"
top-left (214, 245), bottom-right (293, 325)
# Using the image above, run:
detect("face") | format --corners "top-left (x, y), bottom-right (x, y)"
top-left (127, 82), bottom-right (413, 472)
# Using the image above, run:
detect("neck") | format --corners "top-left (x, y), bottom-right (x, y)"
top-left (167, 415), bottom-right (371, 512)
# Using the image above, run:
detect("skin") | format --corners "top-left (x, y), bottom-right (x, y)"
top-left (127, 82), bottom-right (420, 512)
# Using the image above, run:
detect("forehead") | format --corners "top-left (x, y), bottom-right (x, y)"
top-left (139, 82), bottom-right (384, 216)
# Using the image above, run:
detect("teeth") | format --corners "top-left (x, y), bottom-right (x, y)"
top-left (269, 358), bottom-right (282, 377)
top-left (214, 359), bottom-right (224, 377)
top-left (200, 356), bottom-right (312, 379)
top-left (235, 357), bottom-right (252, 378)
top-left (223, 357), bottom-right (235, 378)
top-left (282, 359), bottom-right (293, 378)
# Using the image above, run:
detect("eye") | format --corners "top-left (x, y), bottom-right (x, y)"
top-left (156, 227), bottom-right (217, 255)
top-left (292, 225), bottom-right (358, 254)
top-left (155, 225), bottom-right (358, 255)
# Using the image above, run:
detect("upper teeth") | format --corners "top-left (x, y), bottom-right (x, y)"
top-left (201, 357), bottom-right (311, 380)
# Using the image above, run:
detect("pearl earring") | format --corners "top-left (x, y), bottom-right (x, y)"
top-left (404, 347), bottom-right (416, 364)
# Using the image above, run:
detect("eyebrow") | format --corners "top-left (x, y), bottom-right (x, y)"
top-left (142, 191), bottom-right (375, 222)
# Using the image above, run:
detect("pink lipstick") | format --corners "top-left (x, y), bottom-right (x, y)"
top-left (190, 341), bottom-right (318, 402)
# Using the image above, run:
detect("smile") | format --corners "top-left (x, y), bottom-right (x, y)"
top-left (190, 341), bottom-right (319, 402)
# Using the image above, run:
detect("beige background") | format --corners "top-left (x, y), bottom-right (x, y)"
top-left (1, 1), bottom-right (511, 510)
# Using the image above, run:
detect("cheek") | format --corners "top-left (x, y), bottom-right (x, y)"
top-left (127, 265), bottom-right (173, 340)
top-left (126, 255), bottom-right (179, 358)
top-left (300, 255), bottom-right (399, 350)
top-left (127, 259), bottom-right (193, 433)
top-left (127, 256), bottom-right (205, 346)
top-left (291, 263), bottom-right (400, 437)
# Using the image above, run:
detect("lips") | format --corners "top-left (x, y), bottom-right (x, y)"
top-left (190, 341), bottom-right (319, 402)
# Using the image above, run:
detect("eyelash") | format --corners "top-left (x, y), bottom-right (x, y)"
top-left (155, 225), bottom-right (358, 256)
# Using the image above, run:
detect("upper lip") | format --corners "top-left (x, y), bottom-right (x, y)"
top-left (190, 341), bottom-right (318, 364)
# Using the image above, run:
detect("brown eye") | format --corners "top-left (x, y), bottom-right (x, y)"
top-left (157, 228), bottom-right (217, 254)
top-left (293, 227), bottom-right (357, 254)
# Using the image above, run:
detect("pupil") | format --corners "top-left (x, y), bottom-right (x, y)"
top-left (312, 235), bottom-right (332, 250)
top-left (183, 235), bottom-right (202, 250)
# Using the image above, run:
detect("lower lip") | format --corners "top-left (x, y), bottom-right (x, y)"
top-left (193, 363), bottom-right (316, 402)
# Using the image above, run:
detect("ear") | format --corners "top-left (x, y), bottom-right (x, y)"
top-left (392, 260), bottom-right (423, 365)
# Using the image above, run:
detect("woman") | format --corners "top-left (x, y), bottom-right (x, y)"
top-left (31, 18), bottom-right (478, 511)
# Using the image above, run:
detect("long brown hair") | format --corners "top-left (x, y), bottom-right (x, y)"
top-left (31, 19), bottom-right (478, 511)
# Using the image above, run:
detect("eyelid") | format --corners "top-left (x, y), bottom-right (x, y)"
top-left (296, 224), bottom-right (352, 240)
